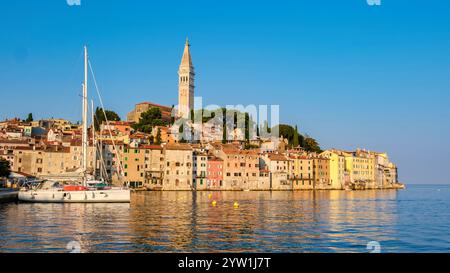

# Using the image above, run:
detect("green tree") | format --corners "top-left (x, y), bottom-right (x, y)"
top-left (155, 128), bottom-right (162, 145)
top-left (293, 125), bottom-right (299, 147)
top-left (244, 112), bottom-right (253, 143)
top-left (170, 105), bottom-right (175, 125)
top-left (303, 136), bottom-right (322, 153)
top-left (274, 124), bottom-right (306, 148)
top-left (25, 113), bottom-right (33, 123)
top-left (94, 107), bottom-right (121, 131)
top-left (132, 107), bottom-right (167, 133)
top-left (190, 109), bottom-right (195, 123)
top-left (0, 158), bottom-right (11, 178)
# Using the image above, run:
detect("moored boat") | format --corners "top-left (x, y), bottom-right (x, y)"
top-left (18, 181), bottom-right (130, 203)
top-left (18, 46), bottom-right (130, 203)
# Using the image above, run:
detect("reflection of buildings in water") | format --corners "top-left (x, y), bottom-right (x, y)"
top-left (320, 190), bottom-right (399, 251)
top-left (0, 202), bottom-right (131, 253)
top-left (1, 190), bottom-right (401, 253)
top-left (129, 191), bottom-right (197, 252)
top-left (198, 191), bottom-right (262, 252)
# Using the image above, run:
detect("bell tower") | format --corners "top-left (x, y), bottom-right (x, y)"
top-left (178, 38), bottom-right (195, 119)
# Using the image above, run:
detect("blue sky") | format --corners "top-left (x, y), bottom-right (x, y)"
top-left (1, 0), bottom-right (449, 184)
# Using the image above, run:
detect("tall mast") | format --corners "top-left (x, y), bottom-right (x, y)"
top-left (82, 46), bottom-right (89, 185)
top-left (91, 100), bottom-right (97, 180)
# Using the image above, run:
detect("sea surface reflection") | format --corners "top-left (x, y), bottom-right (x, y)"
top-left (0, 185), bottom-right (449, 253)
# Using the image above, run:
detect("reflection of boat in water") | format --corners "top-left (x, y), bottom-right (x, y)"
top-left (18, 46), bottom-right (130, 203)
top-left (18, 180), bottom-right (130, 203)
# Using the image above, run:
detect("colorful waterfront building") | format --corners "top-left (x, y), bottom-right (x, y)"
top-left (193, 152), bottom-right (208, 190)
top-left (214, 146), bottom-right (259, 190)
top-left (260, 153), bottom-right (292, 190)
top-left (343, 149), bottom-right (375, 189)
top-left (288, 153), bottom-right (314, 190)
top-left (311, 154), bottom-right (331, 190)
top-left (321, 149), bottom-right (346, 190)
top-left (162, 144), bottom-right (193, 190)
top-left (372, 152), bottom-right (398, 188)
top-left (206, 156), bottom-right (223, 190)
top-left (137, 145), bottom-right (165, 189)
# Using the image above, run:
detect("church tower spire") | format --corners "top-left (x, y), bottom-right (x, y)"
top-left (178, 38), bottom-right (195, 119)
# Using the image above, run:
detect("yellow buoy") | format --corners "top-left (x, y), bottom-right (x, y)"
top-left (233, 202), bottom-right (239, 208)
top-left (212, 200), bottom-right (217, 206)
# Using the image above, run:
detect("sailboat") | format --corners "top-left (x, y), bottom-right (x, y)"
top-left (18, 46), bottom-right (131, 203)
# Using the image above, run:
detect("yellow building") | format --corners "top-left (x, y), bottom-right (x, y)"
top-left (321, 149), bottom-right (345, 190)
top-left (343, 149), bottom-right (375, 189)
top-left (312, 155), bottom-right (330, 190)
top-left (118, 144), bottom-right (165, 189)
top-left (288, 153), bottom-right (314, 190)
top-left (12, 144), bottom-right (95, 177)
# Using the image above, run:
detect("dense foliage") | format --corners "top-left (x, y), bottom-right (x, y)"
top-left (25, 113), bottom-right (33, 123)
top-left (132, 107), bottom-right (167, 133)
top-left (94, 107), bottom-right (121, 131)
top-left (0, 159), bottom-right (11, 178)
top-left (274, 124), bottom-right (322, 153)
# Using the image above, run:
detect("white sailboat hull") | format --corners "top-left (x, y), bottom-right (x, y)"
top-left (18, 189), bottom-right (131, 203)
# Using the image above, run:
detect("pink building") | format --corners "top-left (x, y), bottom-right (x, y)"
top-left (207, 156), bottom-right (223, 189)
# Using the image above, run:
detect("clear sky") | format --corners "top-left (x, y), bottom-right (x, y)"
top-left (1, 0), bottom-right (449, 184)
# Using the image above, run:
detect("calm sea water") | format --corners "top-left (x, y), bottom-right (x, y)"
top-left (0, 184), bottom-right (449, 253)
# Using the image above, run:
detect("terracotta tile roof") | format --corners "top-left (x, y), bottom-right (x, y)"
top-left (136, 102), bottom-right (172, 111)
top-left (100, 140), bottom-right (125, 146)
top-left (140, 145), bottom-right (163, 150)
top-left (267, 153), bottom-right (289, 161)
top-left (165, 144), bottom-right (193, 151)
